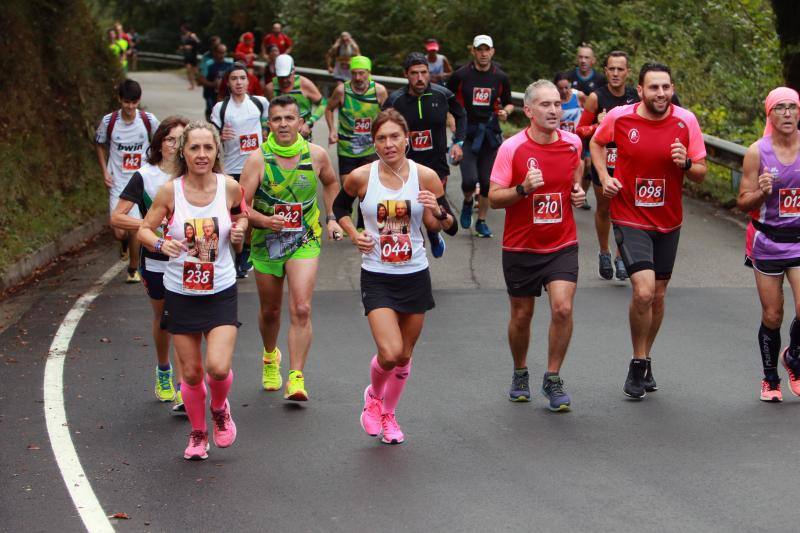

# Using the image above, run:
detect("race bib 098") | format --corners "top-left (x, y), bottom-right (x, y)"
top-left (634, 178), bottom-right (665, 208)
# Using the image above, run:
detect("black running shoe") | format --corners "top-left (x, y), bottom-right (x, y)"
top-left (643, 358), bottom-right (658, 392)
top-left (623, 359), bottom-right (647, 399)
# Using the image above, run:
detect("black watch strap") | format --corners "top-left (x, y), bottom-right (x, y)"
top-left (683, 158), bottom-right (692, 171)
top-left (516, 184), bottom-right (527, 197)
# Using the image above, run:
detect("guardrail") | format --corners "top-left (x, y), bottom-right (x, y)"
top-left (138, 51), bottom-right (747, 183)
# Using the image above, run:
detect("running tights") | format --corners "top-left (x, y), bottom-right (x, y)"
top-left (182, 370), bottom-right (234, 433)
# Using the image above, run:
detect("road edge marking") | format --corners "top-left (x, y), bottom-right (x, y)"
top-left (44, 261), bottom-right (125, 533)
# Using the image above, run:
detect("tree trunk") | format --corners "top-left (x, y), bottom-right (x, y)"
top-left (771, 0), bottom-right (800, 91)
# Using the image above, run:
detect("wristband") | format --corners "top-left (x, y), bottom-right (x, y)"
top-left (325, 214), bottom-right (336, 222)
top-left (154, 238), bottom-right (164, 252)
top-left (434, 208), bottom-right (449, 221)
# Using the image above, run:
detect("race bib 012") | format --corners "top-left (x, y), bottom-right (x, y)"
top-left (239, 133), bottom-right (259, 153)
top-left (275, 203), bottom-right (304, 231)
top-left (532, 193), bottom-right (563, 224)
top-left (779, 188), bottom-right (800, 217)
top-left (122, 153), bottom-right (142, 171)
top-left (379, 234), bottom-right (412, 264)
top-left (635, 178), bottom-right (665, 208)
top-left (409, 130), bottom-right (433, 151)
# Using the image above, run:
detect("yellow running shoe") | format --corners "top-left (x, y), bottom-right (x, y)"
top-left (284, 370), bottom-right (308, 401)
top-left (126, 269), bottom-right (141, 284)
top-left (262, 348), bottom-right (283, 391)
top-left (155, 366), bottom-right (176, 402)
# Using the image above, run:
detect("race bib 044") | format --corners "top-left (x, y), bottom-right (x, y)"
top-left (410, 130), bottom-right (433, 151)
top-left (275, 203), bottom-right (304, 231)
top-left (380, 234), bottom-right (412, 264)
top-left (239, 133), bottom-right (259, 153)
top-left (779, 188), bottom-right (800, 217)
top-left (532, 193), bottom-right (563, 224)
top-left (635, 178), bottom-right (665, 208)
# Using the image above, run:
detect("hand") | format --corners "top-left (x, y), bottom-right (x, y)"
top-left (300, 122), bottom-right (311, 138)
top-left (570, 183), bottom-right (586, 207)
top-left (497, 109), bottom-right (509, 122)
top-left (597, 108), bottom-right (608, 123)
top-left (328, 131), bottom-right (338, 145)
top-left (327, 219), bottom-right (343, 240)
top-left (671, 137), bottom-right (688, 168)
top-left (417, 190), bottom-right (439, 211)
top-left (221, 124), bottom-right (236, 141)
top-left (267, 214), bottom-right (286, 231)
top-left (161, 239), bottom-right (187, 258)
top-left (230, 220), bottom-right (245, 244)
top-left (523, 167), bottom-right (544, 193)
top-left (758, 166), bottom-right (774, 196)
top-left (103, 171), bottom-right (114, 188)
top-left (449, 143), bottom-right (463, 163)
top-left (602, 177), bottom-right (623, 198)
top-left (354, 230), bottom-right (375, 254)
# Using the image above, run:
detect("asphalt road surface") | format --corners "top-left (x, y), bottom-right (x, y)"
top-left (1, 71), bottom-right (796, 533)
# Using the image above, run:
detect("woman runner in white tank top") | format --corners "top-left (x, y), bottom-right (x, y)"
top-left (138, 121), bottom-right (248, 461)
top-left (336, 109), bottom-right (456, 445)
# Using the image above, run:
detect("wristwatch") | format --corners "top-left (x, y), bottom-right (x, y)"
top-left (434, 208), bottom-right (449, 221)
top-left (683, 158), bottom-right (692, 171)
top-left (325, 214), bottom-right (336, 222)
top-left (515, 184), bottom-right (528, 197)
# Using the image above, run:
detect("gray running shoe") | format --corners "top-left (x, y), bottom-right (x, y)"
top-left (598, 252), bottom-right (614, 280)
top-left (614, 256), bottom-right (629, 281)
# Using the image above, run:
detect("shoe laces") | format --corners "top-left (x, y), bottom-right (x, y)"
top-left (157, 370), bottom-right (172, 390)
top-left (365, 393), bottom-right (382, 416)
top-left (264, 361), bottom-right (280, 379)
top-left (211, 406), bottom-right (229, 431)
top-left (189, 430), bottom-right (206, 447)
top-left (512, 373), bottom-right (529, 391)
top-left (545, 376), bottom-right (565, 396)
top-left (382, 413), bottom-right (399, 433)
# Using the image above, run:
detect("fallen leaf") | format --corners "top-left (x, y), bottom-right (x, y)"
top-left (110, 512), bottom-right (130, 520)
top-left (27, 444), bottom-right (40, 450)
top-left (99, 337), bottom-right (110, 343)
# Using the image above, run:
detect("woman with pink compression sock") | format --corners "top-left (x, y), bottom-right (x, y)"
top-left (138, 121), bottom-right (248, 460)
top-left (333, 109), bottom-right (455, 444)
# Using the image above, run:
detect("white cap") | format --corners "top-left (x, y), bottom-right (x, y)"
top-left (473, 35), bottom-right (493, 49)
top-left (275, 54), bottom-right (294, 77)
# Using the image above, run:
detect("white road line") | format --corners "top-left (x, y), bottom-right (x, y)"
top-left (44, 262), bottom-right (126, 533)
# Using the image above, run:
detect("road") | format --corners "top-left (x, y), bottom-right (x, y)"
top-left (1, 70), bottom-right (793, 533)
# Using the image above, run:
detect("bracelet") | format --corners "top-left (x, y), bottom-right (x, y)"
top-left (154, 238), bottom-right (164, 252)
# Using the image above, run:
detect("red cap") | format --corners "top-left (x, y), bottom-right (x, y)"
top-left (242, 32), bottom-right (254, 42)
top-left (425, 40), bottom-right (439, 52)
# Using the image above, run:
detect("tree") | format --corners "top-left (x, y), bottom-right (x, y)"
top-left (770, 0), bottom-right (800, 91)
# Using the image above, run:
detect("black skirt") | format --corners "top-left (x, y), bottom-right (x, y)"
top-left (163, 284), bottom-right (240, 334)
top-left (360, 268), bottom-right (435, 316)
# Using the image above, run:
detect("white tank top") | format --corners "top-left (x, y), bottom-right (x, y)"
top-left (360, 160), bottom-right (428, 274)
top-left (163, 174), bottom-right (236, 295)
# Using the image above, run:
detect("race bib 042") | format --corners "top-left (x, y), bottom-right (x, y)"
top-left (410, 130), bottom-right (433, 151)
top-left (239, 133), bottom-right (259, 153)
top-left (532, 193), bottom-right (563, 224)
top-left (275, 203), bottom-right (304, 231)
top-left (122, 153), bottom-right (142, 171)
top-left (635, 178), bottom-right (665, 208)
top-left (779, 188), bottom-right (800, 217)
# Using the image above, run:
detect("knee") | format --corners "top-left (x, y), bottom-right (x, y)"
top-left (378, 344), bottom-right (405, 366)
top-left (510, 305), bottom-right (533, 326)
top-left (632, 286), bottom-right (655, 309)
top-left (260, 305), bottom-right (281, 324)
top-left (551, 300), bottom-right (573, 323)
top-left (113, 228), bottom-right (127, 241)
top-left (181, 361), bottom-right (204, 384)
top-left (291, 302), bottom-right (312, 324)
top-left (762, 308), bottom-right (783, 328)
top-left (205, 363), bottom-right (230, 381)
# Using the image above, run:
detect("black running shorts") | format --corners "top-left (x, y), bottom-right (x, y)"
top-left (502, 245), bottom-right (579, 298)
top-left (613, 225), bottom-right (680, 280)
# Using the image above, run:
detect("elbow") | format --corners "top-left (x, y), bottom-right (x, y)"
top-left (487, 192), bottom-right (500, 210)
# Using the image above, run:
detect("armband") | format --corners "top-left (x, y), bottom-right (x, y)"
top-left (230, 186), bottom-right (249, 216)
top-left (332, 188), bottom-right (358, 221)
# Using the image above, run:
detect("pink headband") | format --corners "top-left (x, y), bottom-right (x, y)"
top-left (764, 87), bottom-right (800, 136)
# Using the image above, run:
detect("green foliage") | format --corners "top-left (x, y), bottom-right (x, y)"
top-left (0, 0), bottom-right (119, 273)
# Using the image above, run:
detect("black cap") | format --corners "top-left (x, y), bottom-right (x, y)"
top-left (403, 52), bottom-right (428, 71)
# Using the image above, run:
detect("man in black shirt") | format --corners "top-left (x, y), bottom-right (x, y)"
top-left (447, 35), bottom-right (513, 238)
top-left (384, 52), bottom-right (466, 256)
top-left (566, 43), bottom-right (606, 95)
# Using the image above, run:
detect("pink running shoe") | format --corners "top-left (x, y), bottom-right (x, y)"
top-left (360, 386), bottom-right (382, 437)
top-left (380, 413), bottom-right (405, 445)
top-left (184, 430), bottom-right (209, 460)
top-left (210, 400), bottom-right (237, 448)
top-left (780, 348), bottom-right (800, 396)
top-left (760, 379), bottom-right (783, 402)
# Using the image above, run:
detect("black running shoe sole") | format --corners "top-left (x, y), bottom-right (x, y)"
top-left (623, 389), bottom-right (646, 400)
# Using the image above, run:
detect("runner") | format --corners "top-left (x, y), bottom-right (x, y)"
top-left (325, 55), bottom-right (388, 229)
top-left (234, 32), bottom-right (257, 67)
top-left (265, 54), bottom-right (327, 140)
top-left (179, 24), bottom-right (201, 90)
top-left (566, 43), bottom-right (606, 95)
top-left (137, 121), bottom-right (247, 460)
top-left (577, 51), bottom-right (639, 281)
top-left (446, 35), bottom-right (513, 237)
top-left (590, 63), bottom-right (707, 399)
top-left (210, 62), bottom-right (270, 277)
top-left (384, 52), bottom-right (464, 257)
top-left (326, 32), bottom-right (361, 83)
top-left (424, 39), bottom-right (453, 84)
top-left (198, 43), bottom-right (233, 121)
top-left (554, 71), bottom-right (589, 211)
top-left (736, 87), bottom-right (800, 402)
top-left (111, 116), bottom-right (189, 409)
top-left (240, 95), bottom-right (343, 401)
top-left (263, 44), bottom-right (280, 81)
top-left (332, 109), bottom-right (451, 444)
top-left (95, 79), bottom-right (160, 283)
top-left (261, 22), bottom-right (293, 56)
top-left (488, 80), bottom-right (585, 410)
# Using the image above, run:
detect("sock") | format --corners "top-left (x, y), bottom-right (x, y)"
top-left (207, 370), bottom-right (233, 411)
top-left (514, 367), bottom-right (528, 376)
top-left (790, 318), bottom-right (800, 359)
top-left (157, 363), bottom-right (171, 372)
top-left (176, 382), bottom-right (181, 392)
top-left (181, 379), bottom-right (208, 432)
top-left (382, 359), bottom-right (412, 415)
top-left (127, 266), bottom-right (136, 275)
top-left (288, 369), bottom-right (303, 379)
top-left (759, 323), bottom-right (781, 382)
top-left (543, 371), bottom-right (558, 379)
top-left (369, 355), bottom-right (392, 399)
top-left (263, 347), bottom-right (279, 363)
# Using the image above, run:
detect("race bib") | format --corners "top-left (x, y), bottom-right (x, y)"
top-left (779, 188), bottom-right (800, 217)
top-left (472, 87), bottom-right (491, 106)
top-left (380, 234), bottom-right (412, 264)
top-left (354, 117), bottom-right (372, 135)
top-left (559, 121), bottom-right (576, 133)
top-left (275, 203), bottom-right (303, 231)
top-left (410, 130), bottom-right (433, 151)
top-left (182, 260), bottom-right (214, 294)
top-left (122, 153), bottom-right (142, 171)
top-left (239, 133), bottom-right (259, 153)
top-left (635, 178), bottom-right (665, 207)
top-left (606, 147), bottom-right (618, 169)
top-left (533, 193), bottom-right (563, 224)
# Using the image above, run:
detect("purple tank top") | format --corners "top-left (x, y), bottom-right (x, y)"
top-left (752, 134), bottom-right (800, 260)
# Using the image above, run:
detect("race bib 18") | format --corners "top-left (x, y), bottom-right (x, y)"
top-left (379, 234), bottom-right (412, 264)
top-left (779, 188), bottom-right (800, 217)
top-left (410, 130), bottom-right (433, 151)
top-left (239, 133), bottom-right (259, 153)
top-left (606, 147), bottom-right (618, 169)
top-left (533, 193), bottom-right (563, 224)
top-left (182, 260), bottom-right (214, 294)
top-left (122, 153), bottom-right (142, 171)
top-left (635, 178), bottom-right (665, 208)
top-left (472, 87), bottom-right (491, 106)
top-left (354, 117), bottom-right (372, 135)
top-left (275, 203), bottom-right (303, 231)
